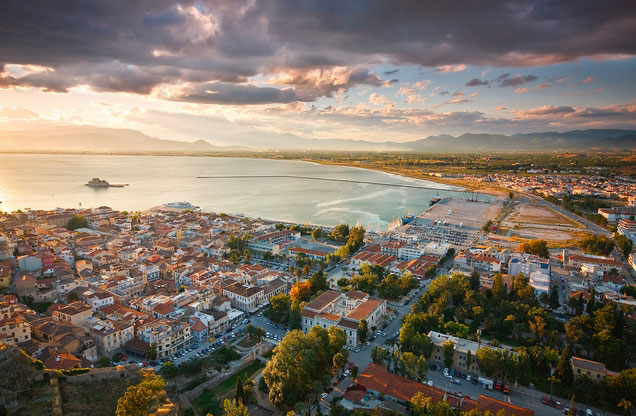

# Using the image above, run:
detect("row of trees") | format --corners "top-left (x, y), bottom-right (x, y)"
top-left (577, 234), bottom-right (615, 256)
top-left (350, 264), bottom-right (418, 300)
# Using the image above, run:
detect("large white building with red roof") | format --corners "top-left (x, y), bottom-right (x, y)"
top-left (301, 289), bottom-right (386, 346)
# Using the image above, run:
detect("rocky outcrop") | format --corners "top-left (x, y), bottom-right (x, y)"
top-left (0, 342), bottom-right (40, 407)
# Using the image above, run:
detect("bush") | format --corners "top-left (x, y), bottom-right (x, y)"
top-left (60, 368), bottom-right (91, 376)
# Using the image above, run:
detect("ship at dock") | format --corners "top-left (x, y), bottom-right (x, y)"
top-left (85, 178), bottom-right (129, 188)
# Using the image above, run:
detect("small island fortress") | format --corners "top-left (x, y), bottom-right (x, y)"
top-left (85, 178), bottom-right (129, 188)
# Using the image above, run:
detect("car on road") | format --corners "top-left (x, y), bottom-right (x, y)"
top-left (451, 378), bottom-right (461, 385)
top-left (320, 393), bottom-right (328, 399)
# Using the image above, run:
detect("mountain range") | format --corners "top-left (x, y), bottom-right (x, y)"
top-left (0, 125), bottom-right (634, 153)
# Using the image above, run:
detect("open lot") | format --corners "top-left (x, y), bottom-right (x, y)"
top-left (500, 202), bottom-right (586, 245)
top-left (506, 203), bottom-right (584, 228)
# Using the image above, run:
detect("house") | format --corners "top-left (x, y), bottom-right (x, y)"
top-left (0, 315), bottom-right (31, 344)
top-left (428, 331), bottom-right (514, 376)
top-left (52, 302), bottom-right (93, 326)
top-left (85, 291), bottom-right (115, 312)
top-left (509, 254), bottom-right (550, 277)
top-left (567, 255), bottom-right (622, 275)
top-left (350, 251), bottom-right (397, 270)
top-left (222, 283), bottom-right (264, 313)
top-left (89, 319), bottom-right (134, 355)
top-left (571, 357), bottom-right (608, 381)
top-left (472, 255), bottom-right (501, 273)
top-left (289, 246), bottom-right (330, 261)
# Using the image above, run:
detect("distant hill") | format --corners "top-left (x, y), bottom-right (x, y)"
top-left (1, 125), bottom-right (634, 153)
top-left (402, 130), bottom-right (636, 152)
top-left (0, 125), bottom-right (246, 153)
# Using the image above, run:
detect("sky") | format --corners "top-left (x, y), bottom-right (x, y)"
top-left (1, 0), bottom-right (635, 145)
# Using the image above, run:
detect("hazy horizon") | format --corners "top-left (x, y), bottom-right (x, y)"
top-left (1, 1), bottom-right (635, 148)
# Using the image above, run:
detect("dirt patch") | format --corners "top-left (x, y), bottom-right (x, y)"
top-left (59, 375), bottom-right (141, 416)
top-left (506, 204), bottom-right (583, 228)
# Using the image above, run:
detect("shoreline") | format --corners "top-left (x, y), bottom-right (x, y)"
top-left (302, 159), bottom-right (508, 197)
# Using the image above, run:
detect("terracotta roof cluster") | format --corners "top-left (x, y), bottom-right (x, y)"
top-left (357, 363), bottom-right (534, 416)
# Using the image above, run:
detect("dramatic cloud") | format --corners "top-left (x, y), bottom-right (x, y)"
top-left (166, 82), bottom-right (307, 104)
top-left (0, 0), bottom-right (634, 103)
top-left (582, 76), bottom-right (595, 84)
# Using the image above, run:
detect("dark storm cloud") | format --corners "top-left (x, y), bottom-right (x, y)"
top-left (0, 0), bottom-right (634, 103)
top-left (169, 82), bottom-right (309, 105)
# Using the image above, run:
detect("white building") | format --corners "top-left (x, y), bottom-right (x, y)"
top-left (301, 290), bottom-right (386, 347)
top-left (529, 271), bottom-right (551, 296)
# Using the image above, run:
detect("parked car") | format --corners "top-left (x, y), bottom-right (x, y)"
top-left (451, 378), bottom-right (461, 385)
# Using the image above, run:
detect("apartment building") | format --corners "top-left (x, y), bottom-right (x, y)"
top-left (138, 318), bottom-right (192, 359)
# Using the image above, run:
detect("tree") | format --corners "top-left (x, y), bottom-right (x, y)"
top-left (262, 327), bottom-right (346, 412)
top-left (116, 372), bottom-right (173, 416)
top-left (577, 234), bottom-right (615, 256)
top-left (371, 346), bottom-right (390, 365)
top-left (549, 285), bottom-right (561, 310)
top-left (351, 365), bottom-right (358, 380)
top-left (310, 271), bottom-right (328, 293)
top-left (615, 233), bottom-right (633, 258)
top-left (97, 356), bottom-right (111, 368)
top-left (290, 281), bottom-right (312, 303)
top-left (359, 319), bottom-right (369, 343)
top-left (267, 293), bottom-right (291, 323)
top-left (288, 301), bottom-right (302, 330)
top-left (146, 344), bottom-right (157, 360)
top-left (223, 399), bottom-right (250, 416)
top-left (518, 240), bottom-right (549, 258)
top-left (492, 274), bottom-right (506, 299)
top-left (235, 375), bottom-right (246, 404)
top-left (466, 350), bottom-right (473, 371)
top-left (246, 324), bottom-right (265, 343)
top-left (159, 361), bottom-right (179, 379)
top-left (411, 392), bottom-right (433, 416)
top-left (312, 228), bottom-right (322, 240)
top-left (556, 346), bottom-right (574, 388)
top-left (332, 352), bottom-right (347, 376)
top-left (442, 340), bottom-right (454, 369)
top-left (66, 215), bottom-right (87, 230)
top-left (329, 224), bottom-right (350, 243)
